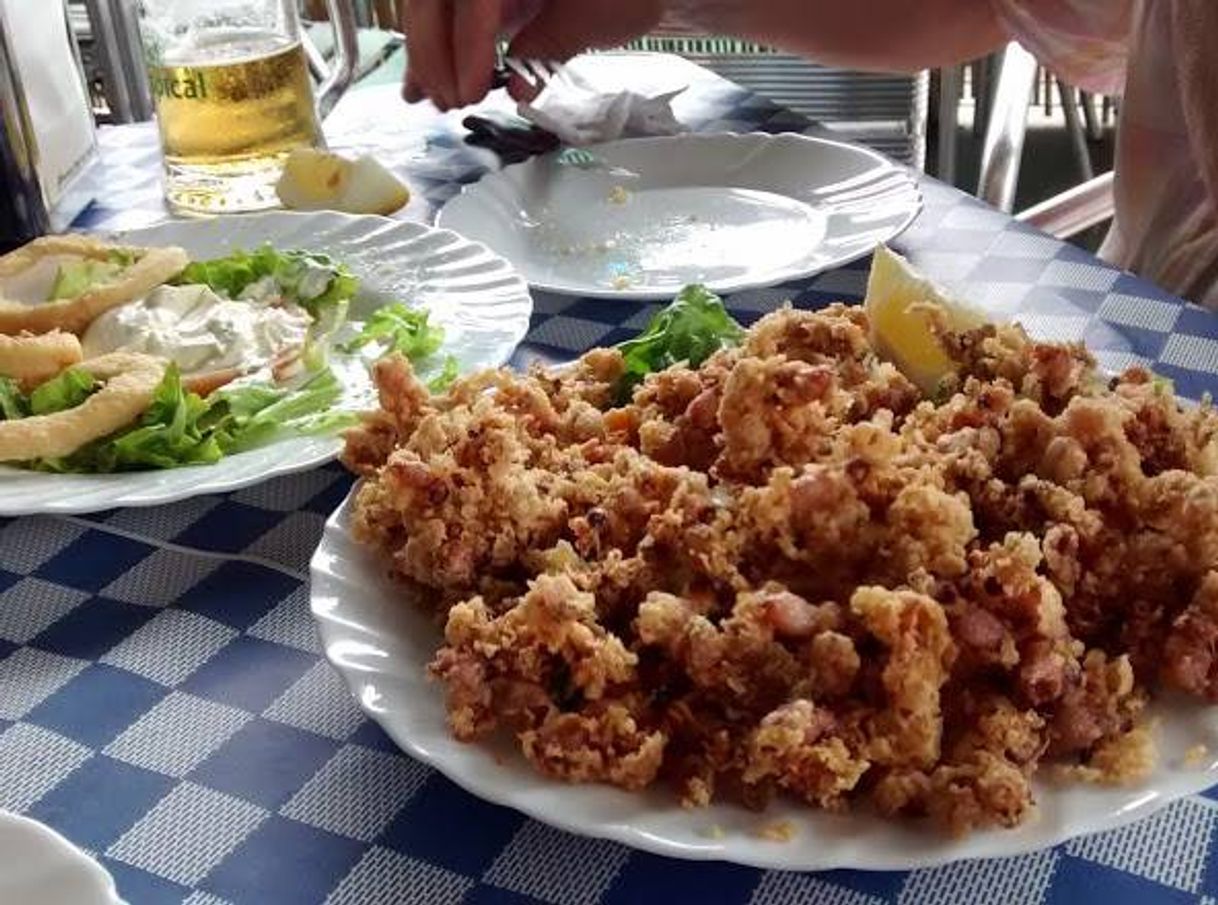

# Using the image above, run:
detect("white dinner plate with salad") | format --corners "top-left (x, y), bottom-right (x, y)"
top-left (0, 210), bottom-right (532, 516)
top-left (437, 132), bottom-right (922, 300)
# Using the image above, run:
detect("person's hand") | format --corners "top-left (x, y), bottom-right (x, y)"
top-left (402, 0), bottom-right (665, 111)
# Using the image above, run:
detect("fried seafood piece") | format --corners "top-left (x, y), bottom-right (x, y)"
top-left (953, 534), bottom-right (1076, 702)
top-left (1113, 367), bottom-right (1218, 475)
top-left (350, 394), bottom-right (575, 593)
top-left (0, 330), bottom-right (82, 390)
top-left (735, 450), bottom-right (974, 595)
top-left (715, 354), bottom-right (845, 481)
top-left (941, 321), bottom-right (1096, 409)
top-left (743, 304), bottom-right (871, 363)
top-left (342, 355), bottom-right (436, 476)
top-left (520, 703), bottom-right (666, 791)
top-left (633, 587), bottom-right (807, 713)
top-left (0, 352), bottom-right (166, 461)
top-left (1163, 571), bottom-right (1218, 700)
top-left (741, 700), bottom-right (869, 808)
top-left (1048, 649), bottom-right (1145, 758)
top-left (429, 574), bottom-right (639, 740)
top-left (876, 694), bottom-right (1044, 833)
top-left (632, 350), bottom-right (735, 470)
top-left (850, 587), bottom-right (956, 769)
top-left (530, 346), bottom-right (625, 412)
top-left (0, 235), bottom-right (188, 335)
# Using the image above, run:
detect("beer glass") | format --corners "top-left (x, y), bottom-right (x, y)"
top-left (136, 0), bottom-right (356, 215)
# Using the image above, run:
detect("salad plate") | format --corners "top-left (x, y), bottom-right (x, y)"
top-left (0, 811), bottom-right (123, 904)
top-left (0, 210), bottom-right (532, 515)
top-left (437, 132), bottom-right (922, 300)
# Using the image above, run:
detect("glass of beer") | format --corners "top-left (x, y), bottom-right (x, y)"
top-left (136, 0), bottom-right (353, 215)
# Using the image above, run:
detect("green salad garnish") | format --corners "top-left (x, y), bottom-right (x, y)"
top-left (28, 368), bottom-right (97, 415)
top-left (614, 284), bottom-right (744, 402)
top-left (2, 364), bottom-right (355, 473)
top-left (0, 376), bottom-right (28, 420)
top-left (343, 301), bottom-right (459, 393)
top-left (177, 244), bottom-right (359, 317)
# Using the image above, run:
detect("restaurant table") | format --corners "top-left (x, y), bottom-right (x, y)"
top-left (4, 52), bottom-right (1217, 905)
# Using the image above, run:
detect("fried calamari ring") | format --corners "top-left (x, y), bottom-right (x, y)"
top-left (0, 331), bottom-right (83, 390)
top-left (0, 353), bottom-right (166, 462)
top-left (0, 235), bottom-right (189, 335)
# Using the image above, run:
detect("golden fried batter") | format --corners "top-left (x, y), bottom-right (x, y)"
top-left (345, 303), bottom-right (1218, 834)
top-left (0, 235), bottom-right (189, 335)
top-left (0, 330), bottom-right (82, 390)
top-left (0, 352), bottom-right (165, 461)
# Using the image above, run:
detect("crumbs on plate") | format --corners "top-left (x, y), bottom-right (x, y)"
top-left (756, 821), bottom-right (797, 843)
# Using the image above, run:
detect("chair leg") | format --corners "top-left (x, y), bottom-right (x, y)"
top-left (1080, 90), bottom-right (1103, 141)
top-left (1057, 80), bottom-right (1094, 181)
top-left (937, 64), bottom-right (961, 185)
top-left (976, 41), bottom-right (1038, 213)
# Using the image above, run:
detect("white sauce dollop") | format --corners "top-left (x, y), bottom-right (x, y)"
top-left (82, 283), bottom-right (311, 375)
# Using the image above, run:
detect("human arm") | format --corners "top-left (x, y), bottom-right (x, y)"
top-left (402, 0), bottom-right (1005, 110)
top-left (668, 0), bottom-right (1006, 73)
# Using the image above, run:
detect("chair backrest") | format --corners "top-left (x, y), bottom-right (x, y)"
top-left (627, 30), bottom-right (929, 169)
top-left (305, 0), bottom-right (395, 28)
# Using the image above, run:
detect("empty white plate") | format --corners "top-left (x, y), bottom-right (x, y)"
top-left (438, 132), bottom-right (921, 299)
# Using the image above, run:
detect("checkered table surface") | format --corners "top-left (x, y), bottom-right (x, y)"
top-left (7, 53), bottom-right (1218, 905)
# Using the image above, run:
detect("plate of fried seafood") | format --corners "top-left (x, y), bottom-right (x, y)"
top-left (0, 211), bottom-right (532, 515)
top-left (312, 246), bottom-right (1218, 869)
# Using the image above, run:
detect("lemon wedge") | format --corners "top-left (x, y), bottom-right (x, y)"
top-left (276, 148), bottom-right (410, 216)
top-left (865, 244), bottom-right (987, 394)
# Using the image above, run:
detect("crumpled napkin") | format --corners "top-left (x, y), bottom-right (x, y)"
top-left (518, 77), bottom-right (687, 147)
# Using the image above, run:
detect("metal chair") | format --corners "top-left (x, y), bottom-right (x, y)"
top-left (975, 41), bottom-right (1115, 239)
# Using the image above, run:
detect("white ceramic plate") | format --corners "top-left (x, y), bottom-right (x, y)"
top-left (437, 132), bottom-right (921, 300)
top-left (312, 487), bottom-right (1218, 871)
top-left (0, 211), bottom-right (532, 516)
top-left (0, 812), bottom-right (123, 904)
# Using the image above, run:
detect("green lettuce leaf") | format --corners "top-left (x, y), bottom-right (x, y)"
top-left (48, 259), bottom-right (124, 301)
top-left (206, 366), bottom-right (356, 454)
top-left (427, 356), bottom-right (460, 393)
top-left (0, 376), bottom-right (27, 420)
top-left (36, 365), bottom-right (221, 472)
top-left (28, 368), bottom-right (97, 415)
top-left (614, 284), bottom-right (744, 402)
top-left (342, 302), bottom-right (457, 392)
top-left (33, 365), bottom-right (353, 473)
top-left (342, 302), bottom-right (445, 360)
top-left (177, 244), bottom-right (359, 317)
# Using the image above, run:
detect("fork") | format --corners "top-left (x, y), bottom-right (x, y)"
top-left (489, 57), bottom-right (638, 177)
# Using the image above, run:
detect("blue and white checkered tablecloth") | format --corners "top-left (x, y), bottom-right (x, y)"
top-left (6, 53), bottom-right (1218, 905)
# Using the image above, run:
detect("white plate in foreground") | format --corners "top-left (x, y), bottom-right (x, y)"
top-left (0, 812), bottom-right (122, 904)
top-left (312, 487), bottom-right (1218, 871)
top-left (437, 132), bottom-right (921, 300)
top-left (0, 211), bottom-right (532, 516)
